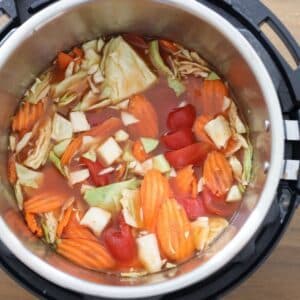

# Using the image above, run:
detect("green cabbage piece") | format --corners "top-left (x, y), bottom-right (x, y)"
top-left (14, 181), bottom-right (24, 210)
top-left (42, 212), bottom-right (58, 244)
top-left (24, 118), bottom-right (52, 170)
top-left (206, 72), bottom-right (220, 80)
top-left (15, 163), bottom-right (43, 189)
top-left (100, 36), bottom-right (157, 104)
top-left (84, 178), bottom-right (140, 212)
top-left (242, 142), bottom-right (253, 185)
top-left (149, 40), bottom-right (185, 96)
top-left (49, 151), bottom-right (65, 176)
top-left (53, 139), bottom-right (71, 158)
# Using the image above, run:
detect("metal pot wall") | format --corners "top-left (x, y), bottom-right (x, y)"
top-left (0, 0), bottom-right (284, 298)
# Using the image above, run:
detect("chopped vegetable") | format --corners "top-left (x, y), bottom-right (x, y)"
top-left (165, 142), bottom-right (212, 169)
top-left (161, 128), bottom-right (194, 150)
top-left (152, 154), bottom-right (171, 173)
top-left (42, 212), bottom-right (58, 244)
top-left (100, 36), bottom-right (157, 103)
top-left (25, 73), bottom-right (50, 104)
top-left (82, 150), bottom-right (96, 162)
top-left (140, 169), bottom-right (170, 231)
top-left (57, 238), bottom-right (115, 270)
top-left (57, 52), bottom-right (73, 71)
top-left (7, 155), bottom-right (17, 184)
top-left (14, 181), bottom-right (24, 210)
top-left (49, 151), bottom-right (65, 176)
top-left (24, 192), bottom-right (66, 213)
top-left (137, 233), bottom-right (162, 273)
top-left (204, 116), bottom-right (231, 149)
top-left (51, 113), bottom-right (73, 142)
top-left (84, 178), bottom-right (140, 212)
top-left (70, 112), bottom-right (91, 133)
top-left (114, 129), bottom-right (129, 142)
top-left (206, 217), bottom-right (229, 245)
top-left (193, 115), bottom-right (214, 145)
top-left (176, 196), bottom-right (208, 221)
top-left (12, 101), bottom-right (44, 134)
top-left (226, 185), bottom-right (242, 202)
top-left (15, 163), bottom-right (43, 188)
top-left (167, 104), bottom-right (196, 131)
top-left (97, 137), bottom-right (123, 166)
top-left (120, 189), bottom-right (141, 228)
top-left (127, 94), bottom-right (159, 138)
top-left (24, 118), bottom-right (52, 170)
top-left (140, 137), bottom-right (159, 153)
top-left (149, 40), bottom-right (185, 96)
top-left (191, 217), bottom-right (209, 251)
top-left (156, 198), bottom-right (194, 261)
top-left (229, 155), bottom-right (243, 181)
top-left (24, 212), bottom-right (43, 237)
top-left (56, 205), bottom-right (73, 238)
top-left (242, 142), bottom-right (253, 185)
top-left (121, 111), bottom-right (139, 126)
top-left (123, 33), bottom-right (149, 49)
top-left (103, 214), bottom-right (137, 262)
top-left (203, 151), bottom-right (233, 196)
top-left (132, 140), bottom-right (148, 162)
top-left (80, 207), bottom-right (111, 236)
top-left (206, 72), bottom-right (220, 80)
top-left (69, 169), bottom-right (90, 185)
top-left (228, 100), bottom-right (246, 134)
top-left (16, 132), bottom-right (32, 154)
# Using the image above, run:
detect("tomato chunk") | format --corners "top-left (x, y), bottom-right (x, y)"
top-left (161, 128), bottom-right (194, 150)
top-left (202, 187), bottom-right (239, 217)
top-left (165, 142), bottom-right (212, 169)
top-left (57, 52), bottom-right (73, 71)
top-left (103, 214), bottom-right (137, 262)
top-left (167, 104), bottom-right (196, 131)
top-left (80, 157), bottom-right (110, 187)
top-left (176, 196), bottom-right (208, 221)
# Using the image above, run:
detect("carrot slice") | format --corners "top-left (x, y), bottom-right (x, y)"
top-left (62, 212), bottom-right (98, 241)
top-left (159, 39), bottom-right (180, 53)
top-left (127, 94), bottom-right (159, 138)
top-left (203, 151), bottom-right (233, 196)
top-left (56, 206), bottom-right (73, 238)
top-left (24, 193), bottom-right (67, 213)
top-left (24, 212), bottom-right (43, 237)
top-left (61, 117), bottom-right (122, 165)
top-left (156, 198), bottom-right (194, 262)
top-left (12, 100), bottom-right (44, 134)
top-left (187, 77), bottom-right (228, 116)
top-left (60, 136), bottom-right (82, 166)
top-left (57, 238), bottom-right (115, 270)
top-left (132, 140), bottom-right (148, 162)
top-left (57, 52), bottom-right (73, 71)
top-left (140, 169), bottom-right (170, 232)
top-left (170, 165), bottom-right (197, 198)
top-left (193, 115), bottom-right (215, 146)
top-left (7, 155), bottom-right (17, 185)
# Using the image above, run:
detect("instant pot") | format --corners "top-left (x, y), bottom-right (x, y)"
top-left (0, 0), bottom-right (299, 299)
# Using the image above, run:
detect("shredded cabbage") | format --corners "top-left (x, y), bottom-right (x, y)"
top-left (15, 163), bottom-right (43, 188)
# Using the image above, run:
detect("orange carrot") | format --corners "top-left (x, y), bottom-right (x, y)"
top-left (203, 151), bottom-right (233, 196)
top-left (24, 212), bottom-right (43, 237)
top-left (193, 115), bottom-right (215, 146)
top-left (62, 212), bottom-right (98, 241)
top-left (60, 136), bottom-right (82, 166)
top-left (187, 77), bottom-right (228, 116)
top-left (170, 165), bottom-right (197, 198)
top-left (57, 238), bottom-right (115, 270)
top-left (61, 117), bottom-right (122, 165)
top-left (132, 140), bottom-right (148, 162)
top-left (140, 169), bottom-right (170, 232)
top-left (115, 162), bottom-right (126, 181)
top-left (222, 137), bottom-right (241, 157)
top-left (156, 198), bottom-right (194, 262)
top-left (57, 52), bottom-right (73, 71)
top-left (159, 39), bottom-right (180, 53)
top-left (56, 206), bottom-right (73, 238)
top-left (7, 155), bottom-right (17, 185)
top-left (24, 192), bottom-right (67, 214)
top-left (127, 94), bottom-right (159, 138)
top-left (12, 100), bottom-right (44, 134)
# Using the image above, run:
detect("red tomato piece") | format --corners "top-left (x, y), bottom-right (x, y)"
top-left (161, 128), bottom-right (195, 150)
top-left (167, 104), bottom-right (196, 131)
top-left (202, 187), bottom-right (239, 217)
top-left (176, 196), bottom-right (208, 221)
top-left (165, 142), bottom-right (212, 169)
top-left (57, 52), bottom-right (73, 71)
top-left (103, 214), bottom-right (137, 262)
top-left (122, 33), bottom-right (148, 49)
top-left (80, 157), bottom-right (109, 187)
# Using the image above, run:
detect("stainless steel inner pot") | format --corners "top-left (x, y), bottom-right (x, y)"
top-left (0, 0), bottom-right (284, 298)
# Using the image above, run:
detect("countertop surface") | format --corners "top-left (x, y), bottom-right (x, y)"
top-left (0, 0), bottom-right (299, 299)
